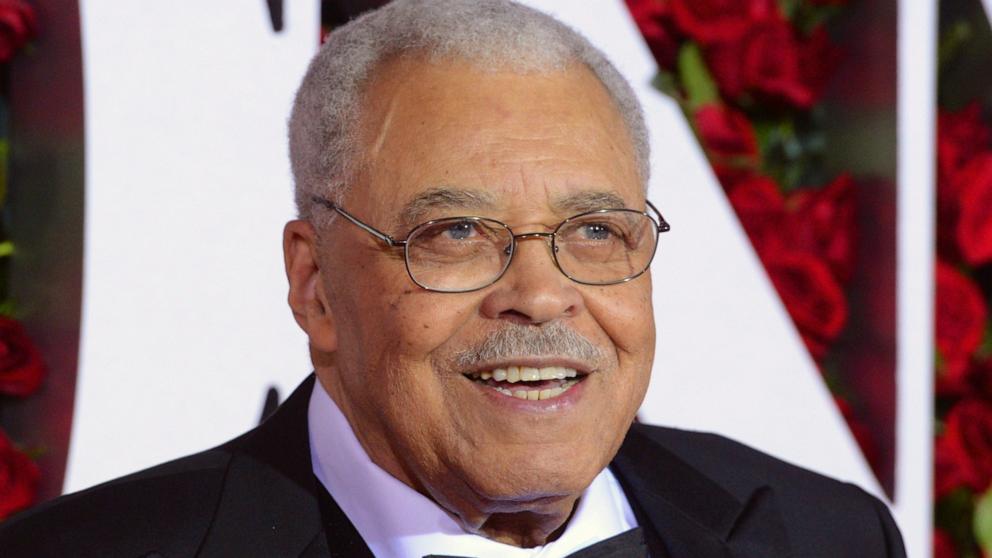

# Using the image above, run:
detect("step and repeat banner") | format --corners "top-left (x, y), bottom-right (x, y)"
top-left (4, 1), bottom-right (938, 556)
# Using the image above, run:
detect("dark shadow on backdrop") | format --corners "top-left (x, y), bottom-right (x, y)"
top-left (821, 0), bottom-right (899, 498)
top-left (4, 0), bottom-right (84, 503)
top-left (322, 0), bottom-right (389, 29)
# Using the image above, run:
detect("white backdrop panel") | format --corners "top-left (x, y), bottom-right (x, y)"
top-left (896, 0), bottom-right (937, 554)
top-left (68, 0), bottom-right (319, 492)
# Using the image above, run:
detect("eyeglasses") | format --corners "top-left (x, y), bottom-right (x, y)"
top-left (312, 195), bottom-right (671, 293)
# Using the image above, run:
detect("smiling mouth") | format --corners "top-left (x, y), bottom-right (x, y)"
top-left (464, 366), bottom-right (586, 401)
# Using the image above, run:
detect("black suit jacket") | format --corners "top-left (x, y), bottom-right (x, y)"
top-left (0, 375), bottom-right (905, 557)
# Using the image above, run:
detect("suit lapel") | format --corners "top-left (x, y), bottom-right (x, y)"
top-left (197, 379), bottom-right (790, 557)
top-left (610, 426), bottom-right (792, 558)
top-left (198, 375), bottom-right (371, 558)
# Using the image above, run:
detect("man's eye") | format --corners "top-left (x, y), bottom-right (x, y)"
top-left (444, 221), bottom-right (477, 240)
top-left (578, 223), bottom-right (614, 241)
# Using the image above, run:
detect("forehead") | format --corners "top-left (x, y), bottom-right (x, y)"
top-left (348, 55), bottom-right (643, 222)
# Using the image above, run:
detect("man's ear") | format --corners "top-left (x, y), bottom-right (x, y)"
top-left (283, 220), bottom-right (338, 353)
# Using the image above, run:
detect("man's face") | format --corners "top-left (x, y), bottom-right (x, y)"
top-left (304, 57), bottom-right (654, 536)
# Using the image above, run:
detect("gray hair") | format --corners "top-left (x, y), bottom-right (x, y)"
top-left (448, 321), bottom-right (610, 371)
top-left (288, 0), bottom-right (650, 223)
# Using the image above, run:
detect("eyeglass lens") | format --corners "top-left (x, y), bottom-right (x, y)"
top-left (405, 211), bottom-right (659, 292)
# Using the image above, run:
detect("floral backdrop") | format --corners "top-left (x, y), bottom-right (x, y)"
top-left (628, 0), bottom-right (992, 555)
top-left (932, 2), bottom-right (992, 554)
top-left (933, 103), bottom-right (992, 558)
top-left (0, 0), bottom-right (40, 523)
top-left (625, 0), bottom-right (888, 481)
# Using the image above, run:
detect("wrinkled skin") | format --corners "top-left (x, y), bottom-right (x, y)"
top-left (284, 56), bottom-right (655, 547)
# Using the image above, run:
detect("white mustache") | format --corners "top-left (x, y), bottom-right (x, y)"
top-left (451, 321), bottom-right (608, 370)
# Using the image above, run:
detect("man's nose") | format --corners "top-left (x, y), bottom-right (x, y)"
top-left (479, 234), bottom-right (584, 324)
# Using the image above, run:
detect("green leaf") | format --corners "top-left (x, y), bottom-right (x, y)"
top-left (939, 21), bottom-right (973, 74)
top-left (936, 488), bottom-right (976, 546)
top-left (977, 324), bottom-right (992, 359)
top-left (778, 0), bottom-right (800, 20)
top-left (794, 6), bottom-right (842, 36)
top-left (0, 300), bottom-right (17, 318)
top-left (677, 43), bottom-right (718, 111)
top-left (651, 71), bottom-right (680, 100)
top-left (975, 487), bottom-right (992, 552)
top-left (23, 446), bottom-right (47, 461)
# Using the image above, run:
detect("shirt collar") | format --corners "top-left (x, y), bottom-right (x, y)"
top-left (308, 379), bottom-right (637, 558)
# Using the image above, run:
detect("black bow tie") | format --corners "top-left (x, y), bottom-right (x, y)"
top-left (425, 526), bottom-right (648, 558)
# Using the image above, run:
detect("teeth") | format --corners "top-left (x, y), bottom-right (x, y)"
top-left (488, 379), bottom-right (579, 401)
top-left (467, 367), bottom-right (582, 401)
top-left (470, 366), bottom-right (579, 381)
top-left (520, 367), bottom-right (540, 382)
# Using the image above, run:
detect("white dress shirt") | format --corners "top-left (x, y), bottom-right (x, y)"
top-left (308, 380), bottom-right (639, 558)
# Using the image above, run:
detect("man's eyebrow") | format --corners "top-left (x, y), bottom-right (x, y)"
top-left (398, 187), bottom-right (498, 226)
top-left (553, 191), bottom-right (630, 214)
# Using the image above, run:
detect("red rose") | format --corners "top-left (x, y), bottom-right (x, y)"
top-left (955, 153), bottom-right (992, 265)
top-left (935, 260), bottom-right (987, 383)
top-left (706, 16), bottom-right (817, 108)
top-left (727, 177), bottom-right (850, 359)
top-left (0, 428), bottom-right (39, 520)
top-left (936, 358), bottom-right (971, 397)
top-left (798, 26), bottom-right (842, 105)
top-left (932, 529), bottom-right (957, 558)
top-left (741, 18), bottom-right (814, 108)
top-left (705, 42), bottom-right (746, 100)
top-left (934, 431), bottom-right (972, 498)
top-left (0, 0), bottom-right (36, 63)
top-left (727, 175), bottom-right (786, 252)
top-left (626, 0), bottom-right (681, 70)
top-left (942, 399), bottom-right (992, 491)
top-left (764, 249), bottom-right (848, 354)
top-left (0, 317), bottom-right (44, 397)
top-left (670, 0), bottom-right (774, 44)
top-left (938, 102), bottom-right (990, 188)
top-left (694, 103), bottom-right (759, 185)
top-left (786, 174), bottom-right (856, 283)
top-left (936, 105), bottom-right (991, 259)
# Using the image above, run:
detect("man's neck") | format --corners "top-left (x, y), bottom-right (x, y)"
top-left (308, 378), bottom-right (638, 557)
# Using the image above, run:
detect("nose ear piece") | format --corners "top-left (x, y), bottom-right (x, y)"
top-left (502, 236), bottom-right (560, 257)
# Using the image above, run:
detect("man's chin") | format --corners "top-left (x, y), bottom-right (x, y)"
top-left (444, 461), bottom-right (600, 515)
top-left (444, 486), bottom-right (586, 548)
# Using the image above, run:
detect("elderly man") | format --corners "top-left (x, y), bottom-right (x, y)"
top-left (0, 1), bottom-right (905, 556)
